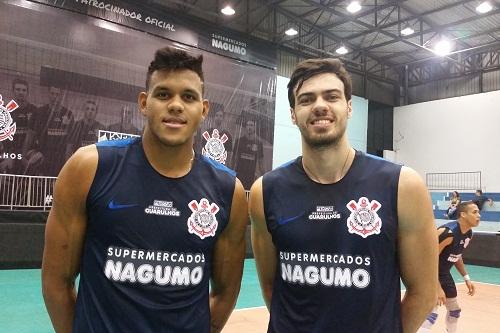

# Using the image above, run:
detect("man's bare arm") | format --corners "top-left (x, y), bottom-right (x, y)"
top-left (41, 146), bottom-right (97, 333)
top-left (436, 228), bottom-right (453, 305)
top-left (455, 257), bottom-right (475, 296)
top-left (249, 177), bottom-right (277, 310)
top-left (209, 179), bottom-right (248, 333)
top-left (398, 167), bottom-right (439, 333)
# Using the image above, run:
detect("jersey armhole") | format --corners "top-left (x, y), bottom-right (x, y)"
top-left (438, 227), bottom-right (454, 243)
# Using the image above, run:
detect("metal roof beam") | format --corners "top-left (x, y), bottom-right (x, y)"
top-left (404, 45), bottom-right (500, 86)
top-left (271, 3), bottom-right (398, 68)
top-left (296, 1), bottom-right (438, 58)
top-left (285, 0), bottom-right (409, 44)
top-left (398, 2), bottom-right (472, 49)
top-left (358, 8), bottom-right (500, 53)
top-left (341, 0), bottom-right (475, 41)
top-left (277, 44), bottom-right (399, 85)
top-left (286, 1), bottom-right (455, 66)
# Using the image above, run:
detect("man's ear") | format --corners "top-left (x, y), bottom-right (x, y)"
top-left (138, 92), bottom-right (148, 116)
top-left (202, 99), bottom-right (209, 120)
top-left (347, 99), bottom-right (352, 119)
top-left (290, 108), bottom-right (297, 125)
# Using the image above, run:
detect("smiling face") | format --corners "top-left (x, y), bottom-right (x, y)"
top-left (139, 69), bottom-right (208, 148)
top-left (291, 72), bottom-right (352, 149)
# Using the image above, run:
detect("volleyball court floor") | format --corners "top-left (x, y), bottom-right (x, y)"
top-left (1, 259), bottom-right (499, 332)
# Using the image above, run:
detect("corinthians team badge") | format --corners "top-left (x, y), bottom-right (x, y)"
top-left (187, 198), bottom-right (220, 239)
top-left (346, 197), bottom-right (382, 238)
top-left (202, 129), bottom-right (228, 164)
top-left (0, 94), bottom-right (19, 142)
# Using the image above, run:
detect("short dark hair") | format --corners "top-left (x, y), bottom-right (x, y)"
top-left (146, 47), bottom-right (204, 91)
top-left (287, 58), bottom-right (352, 108)
top-left (457, 201), bottom-right (477, 216)
top-left (476, 189), bottom-right (483, 195)
top-left (12, 77), bottom-right (29, 91)
top-left (85, 100), bottom-right (98, 109)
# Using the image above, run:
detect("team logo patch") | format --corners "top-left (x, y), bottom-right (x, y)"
top-left (187, 198), bottom-right (219, 239)
top-left (202, 129), bottom-right (228, 164)
top-left (346, 197), bottom-right (382, 238)
top-left (0, 95), bottom-right (19, 142)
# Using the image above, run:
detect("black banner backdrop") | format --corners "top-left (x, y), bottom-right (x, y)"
top-left (0, 0), bottom-right (276, 190)
top-left (32, 0), bottom-right (277, 69)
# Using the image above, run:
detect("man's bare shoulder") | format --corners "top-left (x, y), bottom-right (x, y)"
top-left (398, 166), bottom-right (425, 188)
top-left (56, 145), bottom-right (98, 198)
top-left (67, 145), bottom-right (98, 173)
top-left (397, 166), bottom-right (434, 231)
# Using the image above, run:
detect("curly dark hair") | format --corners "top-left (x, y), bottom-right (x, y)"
top-left (287, 58), bottom-right (352, 108)
top-left (146, 47), bottom-right (204, 90)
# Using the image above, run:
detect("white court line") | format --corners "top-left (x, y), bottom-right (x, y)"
top-left (234, 306), bottom-right (266, 312)
top-left (474, 281), bottom-right (500, 287)
top-left (235, 282), bottom-right (500, 311)
top-left (443, 281), bottom-right (500, 287)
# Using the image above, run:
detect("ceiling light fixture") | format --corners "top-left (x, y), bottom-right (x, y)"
top-left (346, 1), bottom-right (362, 14)
top-left (434, 38), bottom-right (453, 56)
top-left (476, 1), bottom-right (493, 13)
top-left (336, 45), bottom-right (349, 55)
top-left (221, 5), bottom-right (235, 16)
top-left (285, 27), bottom-right (298, 36)
top-left (400, 26), bottom-right (415, 36)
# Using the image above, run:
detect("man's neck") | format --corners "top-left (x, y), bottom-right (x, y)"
top-left (142, 130), bottom-right (194, 178)
top-left (457, 220), bottom-right (472, 234)
top-left (301, 138), bottom-right (354, 184)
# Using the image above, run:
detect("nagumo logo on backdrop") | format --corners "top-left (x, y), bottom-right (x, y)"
top-left (211, 33), bottom-right (247, 56)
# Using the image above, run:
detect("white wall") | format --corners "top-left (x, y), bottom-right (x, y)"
top-left (273, 75), bottom-right (368, 168)
top-left (394, 89), bottom-right (500, 191)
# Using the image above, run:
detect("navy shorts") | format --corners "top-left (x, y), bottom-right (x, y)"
top-left (439, 273), bottom-right (457, 298)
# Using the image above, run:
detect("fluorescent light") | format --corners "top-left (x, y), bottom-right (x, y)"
top-left (434, 39), bottom-right (452, 56)
top-left (401, 26), bottom-right (414, 36)
top-left (221, 5), bottom-right (235, 16)
top-left (476, 1), bottom-right (493, 13)
top-left (346, 1), bottom-right (362, 14)
top-left (336, 46), bottom-right (349, 55)
top-left (285, 28), bottom-right (298, 36)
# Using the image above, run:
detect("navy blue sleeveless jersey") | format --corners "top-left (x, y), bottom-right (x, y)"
top-left (438, 221), bottom-right (472, 276)
top-left (263, 151), bottom-right (403, 333)
top-left (73, 137), bottom-right (236, 333)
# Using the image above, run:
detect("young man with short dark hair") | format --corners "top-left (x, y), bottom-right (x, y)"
top-left (418, 201), bottom-right (480, 333)
top-left (250, 58), bottom-right (438, 332)
top-left (42, 46), bottom-right (248, 333)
